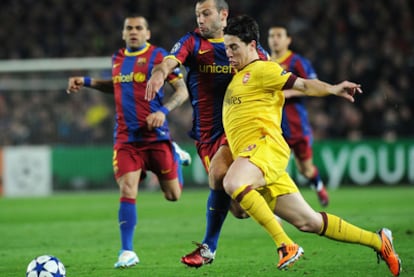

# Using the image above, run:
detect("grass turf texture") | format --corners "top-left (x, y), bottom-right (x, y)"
top-left (1, 186), bottom-right (412, 277)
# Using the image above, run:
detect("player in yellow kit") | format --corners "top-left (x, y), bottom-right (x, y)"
top-left (222, 15), bottom-right (401, 276)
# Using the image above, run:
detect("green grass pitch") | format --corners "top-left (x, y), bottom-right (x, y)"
top-left (1, 186), bottom-right (412, 276)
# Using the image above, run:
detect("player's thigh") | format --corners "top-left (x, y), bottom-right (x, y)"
top-left (196, 133), bottom-right (229, 174)
top-left (113, 143), bottom-right (145, 179)
top-left (116, 169), bottom-right (142, 198)
top-left (224, 157), bottom-right (265, 194)
top-left (208, 144), bottom-right (233, 190)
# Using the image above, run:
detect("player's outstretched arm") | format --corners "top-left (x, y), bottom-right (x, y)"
top-left (145, 58), bottom-right (180, 101)
top-left (283, 89), bottom-right (307, 99)
top-left (146, 78), bottom-right (188, 130)
top-left (293, 78), bottom-right (362, 102)
top-left (67, 77), bottom-right (114, 94)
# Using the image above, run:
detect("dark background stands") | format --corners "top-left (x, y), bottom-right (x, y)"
top-left (0, 0), bottom-right (412, 145)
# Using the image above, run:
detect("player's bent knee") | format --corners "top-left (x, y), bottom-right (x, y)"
top-left (160, 180), bottom-right (182, 201)
top-left (230, 209), bottom-right (250, 219)
top-left (164, 192), bottom-right (180, 201)
top-left (229, 198), bottom-right (250, 219)
top-left (162, 188), bottom-right (181, 201)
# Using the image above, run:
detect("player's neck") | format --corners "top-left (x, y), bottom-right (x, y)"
top-left (239, 53), bottom-right (260, 70)
top-left (212, 30), bottom-right (224, 39)
top-left (272, 48), bottom-right (288, 59)
top-left (127, 43), bottom-right (147, 52)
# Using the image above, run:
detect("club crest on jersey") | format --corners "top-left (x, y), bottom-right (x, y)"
top-left (242, 72), bottom-right (251, 84)
top-left (242, 144), bottom-right (256, 152)
top-left (137, 57), bottom-right (147, 65)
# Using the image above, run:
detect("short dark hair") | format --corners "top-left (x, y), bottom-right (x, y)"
top-left (223, 15), bottom-right (259, 44)
top-left (196, 0), bottom-right (229, 12)
top-left (124, 15), bottom-right (149, 29)
top-left (269, 22), bottom-right (291, 36)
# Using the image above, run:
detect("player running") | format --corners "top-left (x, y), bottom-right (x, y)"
top-left (221, 14), bottom-right (401, 276)
top-left (67, 15), bottom-right (190, 269)
top-left (146, 0), bottom-right (270, 268)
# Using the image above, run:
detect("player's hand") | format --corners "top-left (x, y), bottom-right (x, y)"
top-left (333, 81), bottom-right (363, 102)
top-left (145, 70), bottom-right (164, 101)
top-left (67, 77), bottom-right (85, 94)
top-left (146, 111), bottom-right (166, 130)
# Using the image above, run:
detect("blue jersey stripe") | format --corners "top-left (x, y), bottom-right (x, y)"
top-left (120, 56), bottom-right (140, 142)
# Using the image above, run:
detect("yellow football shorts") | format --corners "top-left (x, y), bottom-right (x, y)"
top-left (238, 135), bottom-right (299, 210)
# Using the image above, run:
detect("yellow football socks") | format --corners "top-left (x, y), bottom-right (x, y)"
top-left (320, 212), bottom-right (381, 251)
top-left (232, 185), bottom-right (293, 247)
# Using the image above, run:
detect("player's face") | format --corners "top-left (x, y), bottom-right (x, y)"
top-left (195, 0), bottom-right (228, 38)
top-left (268, 27), bottom-right (291, 53)
top-left (122, 17), bottom-right (150, 50)
top-left (224, 35), bottom-right (254, 70)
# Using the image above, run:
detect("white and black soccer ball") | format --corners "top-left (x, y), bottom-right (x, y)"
top-left (26, 255), bottom-right (66, 277)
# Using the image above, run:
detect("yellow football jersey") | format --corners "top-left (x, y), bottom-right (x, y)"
top-left (223, 60), bottom-right (295, 159)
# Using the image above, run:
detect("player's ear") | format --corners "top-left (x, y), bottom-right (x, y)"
top-left (250, 40), bottom-right (257, 50)
top-left (220, 8), bottom-right (229, 22)
top-left (146, 30), bottom-right (151, 41)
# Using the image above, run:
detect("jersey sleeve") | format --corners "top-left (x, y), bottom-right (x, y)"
top-left (165, 32), bottom-right (195, 66)
top-left (167, 67), bottom-right (184, 84)
top-left (262, 62), bottom-right (297, 91)
top-left (155, 47), bottom-right (183, 83)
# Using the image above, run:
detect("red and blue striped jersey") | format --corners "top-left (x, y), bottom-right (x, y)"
top-left (166, 30), bottom-right (269, 143)
top-left (277, 50), bottom-right (317, 140)
top-left (111, 43), bottom-right (182, 144)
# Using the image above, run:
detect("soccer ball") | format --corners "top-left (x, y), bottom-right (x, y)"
top-left (26, 255), bottom-right (66, 277)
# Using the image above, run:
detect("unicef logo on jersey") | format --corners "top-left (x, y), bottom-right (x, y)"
top-left (199, 63), bottom-right (233, 74)
top-left (113, 72), bottom-right (146, 83)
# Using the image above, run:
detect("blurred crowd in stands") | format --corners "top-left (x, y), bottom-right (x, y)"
top-left (0, 0), bottom-right (412, 145)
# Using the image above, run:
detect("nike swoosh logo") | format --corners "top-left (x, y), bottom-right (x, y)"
top-left (198, 49), bottom-right (211, 55)
top-left (113, 63), bottom-right (120, 68)
top-left (208, 206), bottom-right (227, 211)
top-left (161, 169), bottom-right (171, 174)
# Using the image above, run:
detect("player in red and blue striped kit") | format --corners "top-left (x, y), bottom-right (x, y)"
top-left (268, 25), bottom-right (329, 207)
top-left (146, 0), bottom-right (269, 268)
top-left (67, 15), bottom-right (190, 269)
